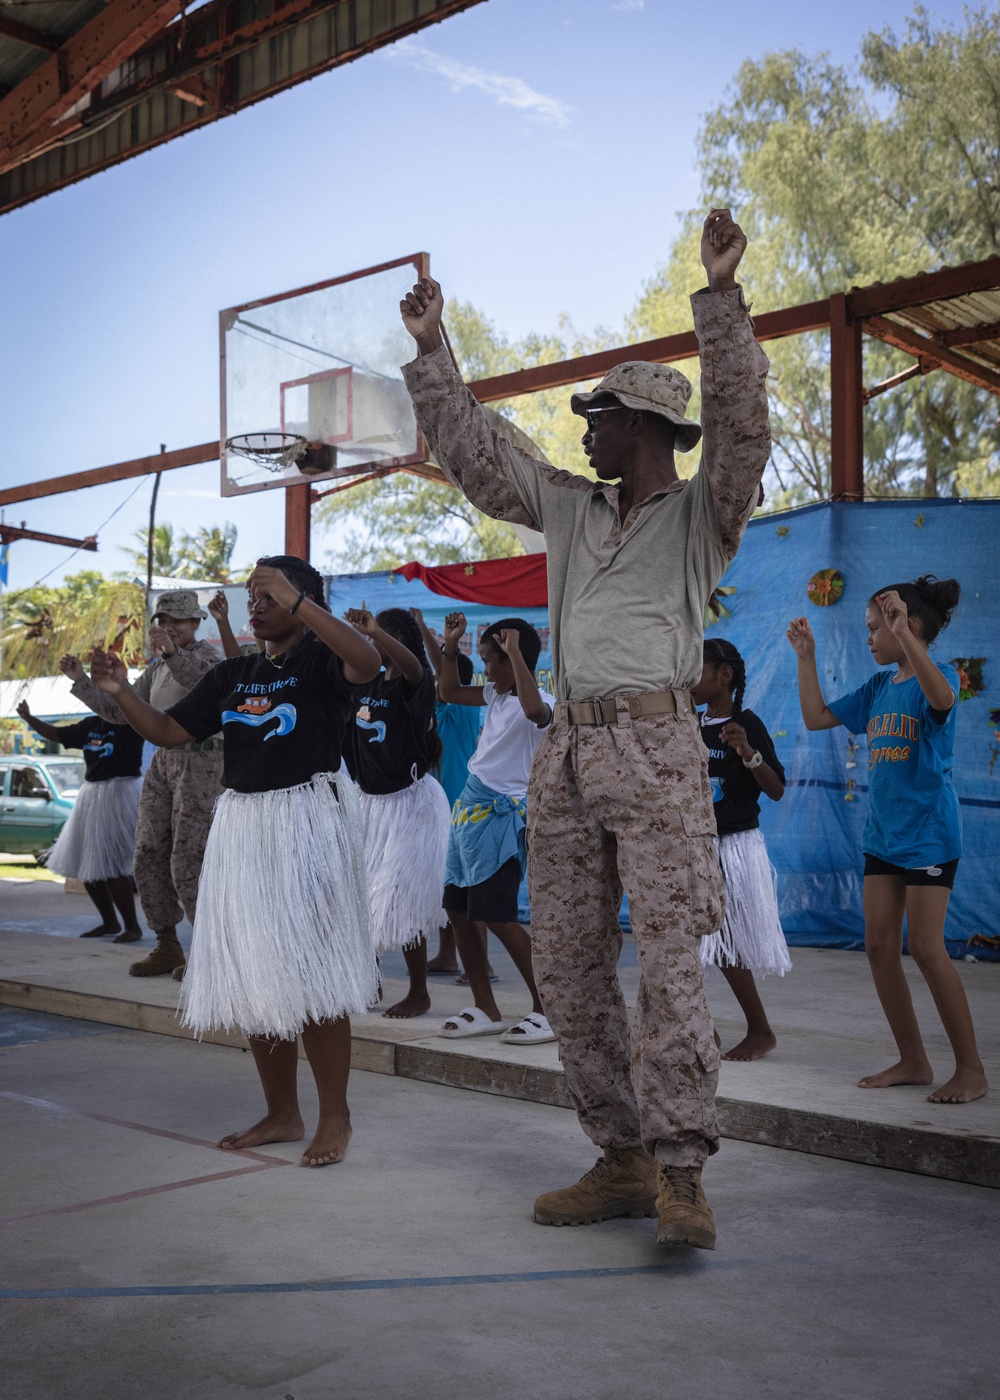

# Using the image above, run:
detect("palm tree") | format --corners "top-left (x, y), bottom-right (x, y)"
top-left (2, 577), bottom-right (146, 680)
top-left (179, 524), bottom-right (242, 582)
top-left (127, 523), bottom-right (180, 578)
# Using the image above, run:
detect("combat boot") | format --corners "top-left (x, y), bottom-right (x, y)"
top-left (655, 1165), bottom-right (716, 1250)
top-left (533, 1146), bottom-right (658, 1225)
top-left (129, 927), bottom-right (185, 978)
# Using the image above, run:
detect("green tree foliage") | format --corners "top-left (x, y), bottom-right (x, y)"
top-left (631, 6), bottom-right (1000, 505)
top-left (126, 521), bottom-right (243, 581)
top-left (2, 570), bottom-right (146, 680)
top-left (315, 303), bottom-right (614, 570)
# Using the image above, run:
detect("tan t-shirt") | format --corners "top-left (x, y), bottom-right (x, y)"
top-left (402, 287), bottom-right (771, 702)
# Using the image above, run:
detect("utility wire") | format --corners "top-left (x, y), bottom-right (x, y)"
top-left (22, 475), bottom-right (151, 590)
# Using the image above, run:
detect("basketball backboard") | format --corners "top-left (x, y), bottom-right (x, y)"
top-left (220, 254), bottom-right (429, 496)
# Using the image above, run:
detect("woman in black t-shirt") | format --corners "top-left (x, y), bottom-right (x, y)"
top-left (692, 638), bottom-right (790, 1062)
top-left (88, 556), bottom-right (382, 1169)
top-left (17, 701), bottom-right (144, 941)
top-left (344, 607), bottom-right (451, 1020)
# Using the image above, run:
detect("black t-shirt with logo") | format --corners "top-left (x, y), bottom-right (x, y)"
top-left (699, 708), bottom-right (784, 837)
top-left (57, 718), bottom-right (144, 783)
top-left (167, 637), bottom-right (354, 794)
top-left (346, 667), bottom-right (436, 796)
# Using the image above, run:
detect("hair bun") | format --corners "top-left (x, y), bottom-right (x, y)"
top-left (914, 574), bottom-right (961, 622)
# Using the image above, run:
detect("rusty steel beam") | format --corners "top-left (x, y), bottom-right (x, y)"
top-left (284, 483), bottom-right (311, 561)
top-left (0, 0), bottom-right (187, 176)
top-left (846, 258), bottom-right (1000, 319)
top-left (0, 524), bottom-right (98, 549)
top-left (467, 299), bottom-right (831, 402)
top-left (865, 316), bottom-right (1000, 396)
top-left (0, 441), bottom-right (218, 508)
top-left (936, 319), bottom-right (1000, 348)
top-left (862, 361), bottom-right (932, 404)
top-left (829, 293), bottom-right (865, 501)
top-left (0, 16), bottom-right (61, 52)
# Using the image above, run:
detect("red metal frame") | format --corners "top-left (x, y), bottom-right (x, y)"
top-left (219, 252), bottom-right (429, 501)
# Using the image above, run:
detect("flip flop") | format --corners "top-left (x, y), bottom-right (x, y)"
top-left (499, 1013), bottom-right (557, 1045)
top-left (455, 973), bottom-right (499, 985)
top-left (438, 1007), bottom-right (510, 1039)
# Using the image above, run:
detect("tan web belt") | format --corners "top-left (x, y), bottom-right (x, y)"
top-left (558, 689), bottom-right (695, 727)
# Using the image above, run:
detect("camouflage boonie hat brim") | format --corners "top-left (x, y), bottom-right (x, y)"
top-left (151, 589), bottom-right (206, 621)
top-left (571, 360), bottom-right (702, 452)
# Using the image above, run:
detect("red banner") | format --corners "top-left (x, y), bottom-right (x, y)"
top-left (392, 553), bottom-right (548, 608)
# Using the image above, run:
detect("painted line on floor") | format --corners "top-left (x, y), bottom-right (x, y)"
top-left (1, 1232), bottom-right (991, 1299)
top-left (0, 1163), bottom-right (286, 1226)
top-left (0, 1090), bottom-right (291, 1165)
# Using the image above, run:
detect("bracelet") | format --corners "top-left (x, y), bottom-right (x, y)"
top-left (743, 750), bottom-right (763, 770)
top-left (288, 591), bottom-right (306, 615)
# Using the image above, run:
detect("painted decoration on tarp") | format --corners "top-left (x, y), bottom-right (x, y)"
top-left (807, 568), bottom-right (845, 606)
top-left (951, 656), bottom-right (985, 701)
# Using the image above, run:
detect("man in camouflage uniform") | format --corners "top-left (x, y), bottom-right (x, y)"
top-left (400, 210), bottom-right (771, 1250)
top-left (66, 589), bottom-right (223, 978)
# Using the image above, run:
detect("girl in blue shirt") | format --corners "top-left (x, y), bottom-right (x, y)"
top-left (788, 575), bottom-right (987, 1106)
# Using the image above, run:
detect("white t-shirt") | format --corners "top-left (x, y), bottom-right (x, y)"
top-left (468, 681), bottom-right (555, 797)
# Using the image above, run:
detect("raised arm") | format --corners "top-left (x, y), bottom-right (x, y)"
top-left (438, 613), bottom-right (486, 708)
top-left (151, 626), bottom-right (221, 688)
top-left (693, 208), bottom-right (772, 557)
top-left (346, 609), bottom-right (423, 687)
top-left (208, 591), bottom-right (242, 661)
top-left (400, 276), bottom-right (564, 529)
top-left (410, 609), bottom-right (443, 678)
top-left (16, 702), bottom-right (67, 746)
top-left (246, 565), bottom-right (380, 685)
top-left (787, 617), bottom-right (841, 730)
top-left (89, 649), bottom-right (194, 747)
top-left (62, 653), bottom-right (127, 723)
top-left (496, 629), bottom-right (551, 727)
top-left (878, 591), bottom-right (956, 712)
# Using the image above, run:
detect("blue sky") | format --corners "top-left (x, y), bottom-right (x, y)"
top-left (0, 0), bottom-right (974, 589)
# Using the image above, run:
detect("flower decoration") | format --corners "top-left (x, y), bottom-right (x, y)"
top-left (951, 656), bottom-right (985, 701)
top-left (807, 568), bottom-right (845, 607)
top-left (776, 525), bottom-right (790, 538)
top-left (914, 513), bottom-right (926, 529)
top-left (844, 735), bottom-right (859, 802)
top-left (464, 564), bottom-right (476, 577)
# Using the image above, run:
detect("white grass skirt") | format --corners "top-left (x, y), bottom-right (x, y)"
top-left (178, 770), bottom-right (377, 1040)
top-left (45, 776), bottom-right (142, 882)
top-left (701, 828), bottom-right (792, 977)
top-left (359, 774), bottom-right (451, 952)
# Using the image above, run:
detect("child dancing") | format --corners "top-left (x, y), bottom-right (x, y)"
top-left (18, 698), bottom-right (144, 942)
top-left (788, 576), bottom-right (987, 1104)
top-left (437, 612), bottom-right (556, 1044)
top-left (89, 556), bottom-right (383, 1165)
top-left (691, 638), bottom-right (789, 1060)
top-left (344, 607), bottom-right (451, 1019)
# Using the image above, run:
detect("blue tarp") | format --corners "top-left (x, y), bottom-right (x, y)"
top-left (325, 498), bottom-right (1000, 955)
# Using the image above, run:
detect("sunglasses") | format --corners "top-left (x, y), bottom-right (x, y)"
top-left (584, 405), bottom-right (626, 431)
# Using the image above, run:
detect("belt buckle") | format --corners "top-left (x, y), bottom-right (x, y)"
top-left (593, 698), bottom-right (608, 726)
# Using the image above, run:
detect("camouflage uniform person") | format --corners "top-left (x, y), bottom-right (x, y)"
top-left (67, 589), bottom-right (224, 978)
top-left (400, 210), bottom-right (771, 1250)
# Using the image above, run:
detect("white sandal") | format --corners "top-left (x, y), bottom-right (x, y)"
top-left (438, 1007), bottom-right (510, 1039)
top-left (499, 1013), bottom-right (557, 1045)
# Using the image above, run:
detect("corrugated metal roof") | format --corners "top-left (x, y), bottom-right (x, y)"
top-left (886, 289), bottom-right (1000, 377)
top-left (0, 0), bottom-right (104, 90)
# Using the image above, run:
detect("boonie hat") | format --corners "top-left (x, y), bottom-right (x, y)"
top-left (571, 361), bottom-right (702, 452)
top-left (151, 589), bottom-right (206, 622)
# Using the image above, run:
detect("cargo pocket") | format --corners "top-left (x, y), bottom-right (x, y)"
top-left (681, 815), bottom-right (725, 939)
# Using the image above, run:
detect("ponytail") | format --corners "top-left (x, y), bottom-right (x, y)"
top-left (871, 575), bottom-right (960, 643)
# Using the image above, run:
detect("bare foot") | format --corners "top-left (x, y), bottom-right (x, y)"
top-left (858, 1060), bottom-right (933, 1089)
top-left (382, 990), bottom-right (432, 1019)
top-left (722, 1029), bottom-right (777, 1062)
top-left (113, 928), bottom-right (143, 943)
top-left (928, 1068), bottom-right (989, 1104)
top-left (218, 1113), bottom-right (305, 1151)
top-left (300, 1114), bottom-right (352, 1167)
top-left (81, 924), bottom-right (118, 938)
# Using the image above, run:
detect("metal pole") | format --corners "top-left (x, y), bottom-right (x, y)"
top-left (145, 445), bottom-right (165, 599)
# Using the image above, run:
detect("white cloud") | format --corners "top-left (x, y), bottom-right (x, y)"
top-left (381, 40), bottom-right (573, 129)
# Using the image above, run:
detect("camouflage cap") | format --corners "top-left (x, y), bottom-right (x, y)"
top-left (151, 589), bottom-right (206, 622)
top-left (571, 361), bottom-right (702, 452)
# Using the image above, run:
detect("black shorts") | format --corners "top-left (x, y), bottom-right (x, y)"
top-left (443, 856), bottom-right (522, 924)
top-left (863, 854), bottom-right (959, 889)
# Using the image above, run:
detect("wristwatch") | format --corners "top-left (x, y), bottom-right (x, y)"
top-left (743, 750), bottom-right (763, 770)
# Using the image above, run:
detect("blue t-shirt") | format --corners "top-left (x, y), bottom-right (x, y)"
top-left (828, 663), bottom-right (962, 867)
top-left (435, 700), bottom-right (481, 808)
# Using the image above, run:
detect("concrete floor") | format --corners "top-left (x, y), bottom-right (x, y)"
top-left (2, 1006), bottom-right (999, 1400)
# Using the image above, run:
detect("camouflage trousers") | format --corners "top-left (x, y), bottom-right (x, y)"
top-left (527, 701), bottom-right (724, 1168)
top-left (133, 748), bottom-right (224, 931)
